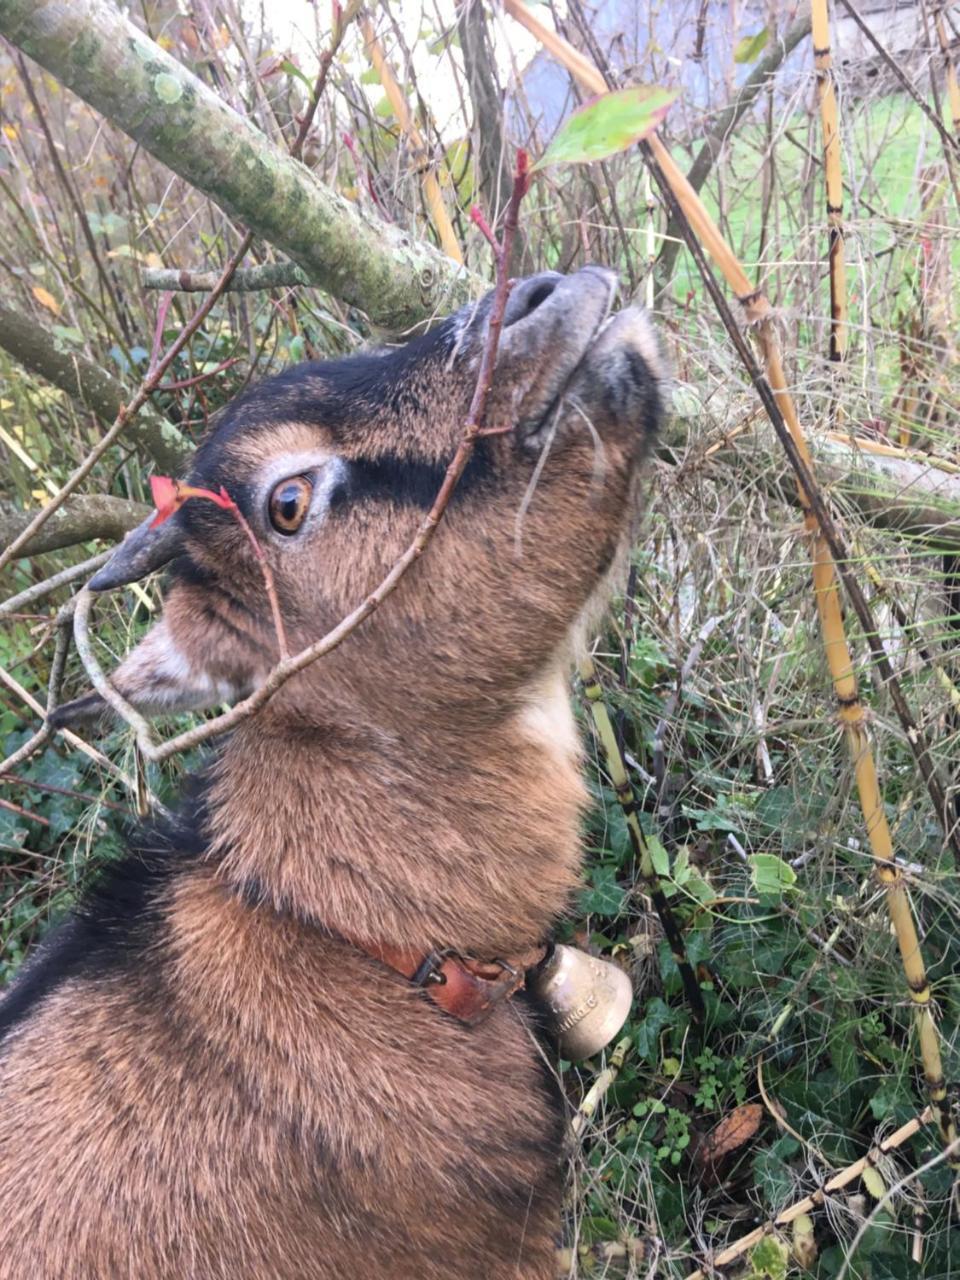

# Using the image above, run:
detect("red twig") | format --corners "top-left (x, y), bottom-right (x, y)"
top-left (289, 2), bottom-right (354, 161)
top-left (149, 478), bottom-right (289, 659)
top-left (470, 205), bottom-right (501, 257)
top-left (156, 356), bottom-right (242, 393)
top-left (148, 291), bottom-right (174, 377)
top-left (228, 506), bottom-right (289, 660)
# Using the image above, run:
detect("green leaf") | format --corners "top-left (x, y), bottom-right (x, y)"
top-left (747, 1236), bottom-right (788, 1280)
top-left (748, 853), bottom-right (797, 898)
top-left (579, 864), bottom-right (625, 917)
top-left (648, 833), bottom-right (670, 878)
top-left (533, 85), bottom-right (679, 170)
top-left (862, 1164), bottom-right (886, 1199)
top-left (281, 59), bottom-right (313, 91)
top-left (734, 29), bottom-right (769, 63)
top-left (632, 997), bottom-right (676, 1064)
top-left (360, 67), bottom-right (381, 85)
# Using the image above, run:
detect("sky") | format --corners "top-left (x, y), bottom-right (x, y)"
top-left (240, 0), bottom-right (547, 133)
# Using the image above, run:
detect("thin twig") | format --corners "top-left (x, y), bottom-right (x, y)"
top-left (0, 550), bottom-right (111, 617)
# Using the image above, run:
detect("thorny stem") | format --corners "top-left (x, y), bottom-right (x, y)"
top-left (72, 152), bottom-right (532, 765)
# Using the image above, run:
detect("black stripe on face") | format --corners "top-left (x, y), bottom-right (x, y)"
top-left (334, 447), bottom-right (493, 511)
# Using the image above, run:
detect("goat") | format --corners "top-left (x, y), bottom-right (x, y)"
top-left (0, 268), bottom-right (662, 1279)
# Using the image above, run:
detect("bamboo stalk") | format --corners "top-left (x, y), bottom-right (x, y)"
top-left (360, 16), bottom-right (463, 264)
top-left (684, 1108), bottom-right (934, 1279)
top-left (503, 0), bottom-right (954, 1150)
top-left (811, 0), bottom-right (848, 365)
top-left (570, 1035), bottom-right (632, 1137)
top-left (935, 3), bottom-right (960, 136)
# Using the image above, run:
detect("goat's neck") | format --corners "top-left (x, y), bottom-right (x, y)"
top-left (205, 679), bottom-right (586, 957)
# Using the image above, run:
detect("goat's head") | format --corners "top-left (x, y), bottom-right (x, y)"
top-left (56, 268), bottom-right (662, 733)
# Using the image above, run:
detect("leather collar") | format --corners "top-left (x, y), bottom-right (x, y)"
top-left (356, 940), bottom-right (549, 1026)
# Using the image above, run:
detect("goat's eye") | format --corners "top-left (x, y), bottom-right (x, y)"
top-left (268, 475), bottom-right (313, 534)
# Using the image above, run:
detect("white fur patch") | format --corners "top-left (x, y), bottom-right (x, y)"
top-left (119, 621), bottom-right (240, 713)
top-left (514, 668), bottom-right (580, 763)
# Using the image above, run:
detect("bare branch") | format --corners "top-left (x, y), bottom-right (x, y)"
top-left (0, 496), bottom-right (151, 559)
top-left (657, 8), bottom-right (812, 283)
top-left (143, 263), bottom-right (309, 293)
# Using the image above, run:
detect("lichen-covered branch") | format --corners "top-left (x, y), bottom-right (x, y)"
top-left (0, 0), bottom-right (477, 332)
top-left (142, 263), bottom-right (309, 293)
top-left (0, 303), bottom-right (191, 474)
top-left (0, 495), bottom-right (151, 558)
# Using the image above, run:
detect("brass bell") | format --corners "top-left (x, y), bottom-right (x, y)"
top-left (528, 944), bottom-right (633, 1061)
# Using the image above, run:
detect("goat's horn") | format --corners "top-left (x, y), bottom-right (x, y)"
top-left (87, 514), bottom-right (185, 591)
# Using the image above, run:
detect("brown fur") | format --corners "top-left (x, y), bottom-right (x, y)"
top-left (0, 270), bottom-right (662, 1278)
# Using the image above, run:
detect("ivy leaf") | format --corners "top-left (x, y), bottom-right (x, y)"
top-left (579, 864), bottom-right (625, 917)
top-left (533, 85), bottom-right (679, 171)
top-left (748, 853), bottom-right (797, 898)
top-left (734, 29), bottom-right (769, 63)
top-left (633, 996), bottom-right (676, 1064)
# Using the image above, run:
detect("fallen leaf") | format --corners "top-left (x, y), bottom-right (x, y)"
top-left (862, 1164), bottom-right (886, 1199)
top-left (695, 1103), bottom-right (763, 1168)
top-left (31, 285), bottom-right (61, 316)
top-left (792, 1212), bottom-right (817, 1269)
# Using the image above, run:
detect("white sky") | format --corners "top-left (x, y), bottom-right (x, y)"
top-left (243, 0), bottom-right (549, 133)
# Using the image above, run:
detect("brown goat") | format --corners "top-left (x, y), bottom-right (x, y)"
top-left (0, 268), bottom-right (662, 1279)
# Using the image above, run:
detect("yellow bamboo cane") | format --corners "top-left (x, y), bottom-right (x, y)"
top-left (502, 0), bottom-right (952, 1148)
top-left (935, 3), bottom-right (960, 137)
top-left (360, 17), bottom-right (462, 264)
top-left (812, 0), bottom-right (848, 365)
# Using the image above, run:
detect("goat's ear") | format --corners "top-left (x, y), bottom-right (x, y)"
top-left (50, 617), bottom-right (246, 731)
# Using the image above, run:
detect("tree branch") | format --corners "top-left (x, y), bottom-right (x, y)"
top-left (142, 263), bottom-right (309, 293)
top-left (0, 496), bottom-right (151, 558)
top-left (0, 303), bottom-right (192, 474)
top-left (662, 406), bottom-right (960, 548)
top-left (0, 0), bottom-right (477, 331)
